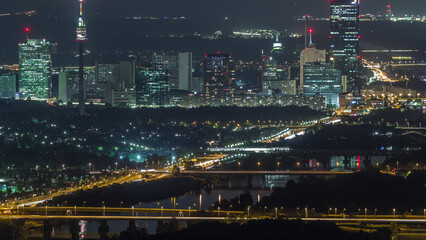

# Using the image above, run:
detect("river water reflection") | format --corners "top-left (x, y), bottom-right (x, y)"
top-left (82, 175), bottom-right (297, 234)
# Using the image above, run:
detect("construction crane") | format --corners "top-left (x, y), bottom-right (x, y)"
top-left (0, 10), bottom-right (36, 17)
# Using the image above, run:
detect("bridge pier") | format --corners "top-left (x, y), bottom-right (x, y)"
top-left (246, 175), bottom-right (253, 189)
top-left (43, 220), bottom-right (52, 240)
top-left (128, 220), bottom-right (138, 234)
top-left (69, 220), bottom-right (80, 240)
top-left (98, 220), bottom-right (109, 240)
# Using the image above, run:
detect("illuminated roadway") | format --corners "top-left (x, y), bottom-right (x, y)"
top-left (167, 170), bottom-right (353, 175)
top-left (0, 215), bottom-right (425, 225)
top-left (1, 206), bottom-right (244, 215)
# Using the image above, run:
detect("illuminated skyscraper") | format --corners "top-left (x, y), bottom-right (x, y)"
top-left (18, 39), bottom-right (56, 99)
top-left (261, 55), bottom-right (277, 94)
top-left (303, 62), bottom-right (342, 108)
top-left (330, 0), bottom-right (360, 91)
top-left (136, 66), bottom-right (170, 106)
top-left (152, 52), bottom-right (192, 91)
top-left (300, 44), bottom-right (326, 91)
top-left (203, 53), bottom-right (236, 105)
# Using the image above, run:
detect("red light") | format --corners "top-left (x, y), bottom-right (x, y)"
top-left (357, 35), bottom-right (361, 39)
top-left (308, 28), bottom-right (313, 33)
top-left (387, 4), bottom-right (391, 8)
top-left (25, 27), bottom-right (30, 32)
top-left (358, 55), bottom-right (361, 59)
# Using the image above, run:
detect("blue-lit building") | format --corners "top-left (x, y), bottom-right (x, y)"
top-left (303, 62), bottom-right (342, 108)
top-left (330, 0), bottom-right (360, 91)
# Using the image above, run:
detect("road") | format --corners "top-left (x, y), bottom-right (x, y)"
top-left (173, 170), bottom-right (352, 175)
top-left (0, 206), bottom-right (243, 215)
top-left (2, 171), bottom-right (164, 208)
top-left (1, 215), bottom-right (425, 225)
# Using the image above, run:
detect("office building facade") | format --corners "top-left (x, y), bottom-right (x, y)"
top-left (300, 46), bottom-right (327, 90)
top-left (136, 66), bottom-right (170, 106)
top-left (303, 62), bottom-right (342, 108)
top-left (152, 52), bottom-right (192, 91)
top-left (18, 39), bottom-right (56, 99)
top-left (330, 0), bottom-right (360, 90)
top-left (203, 53), bottom-right (236, 105)
top-left (0, 72), bottom-right (17, 99)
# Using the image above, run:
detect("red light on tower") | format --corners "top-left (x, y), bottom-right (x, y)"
top-left (309, 28), bottom-right (313, 33)
top-left (25, 27), bottom-right (30, 33)
top-left (387, 5), bottom-right (391, 8)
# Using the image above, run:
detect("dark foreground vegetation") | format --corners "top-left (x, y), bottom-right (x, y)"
top-left (0, 220), bottom-right (27, 240)
top-left (258, 170), bottom-right (426, 213)
top-left (0, 101), bottom-right (325, 123)
top-left (112, 220), bottom-right (391, 240)
top-left (49, 176), bottom-right (204, 207)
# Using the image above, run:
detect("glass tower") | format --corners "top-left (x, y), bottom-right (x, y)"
top-left (303, 62), bottom-right (342, 108)
top-left (136, 66), bottom-right (170, 106)
top-left (18, 39), bottom-right (56, 99)
top-left (330, 0), bottom-right (360, 91)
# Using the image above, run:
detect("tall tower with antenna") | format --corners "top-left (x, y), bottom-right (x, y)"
top-left (76, 0), bottom-right (87, 116)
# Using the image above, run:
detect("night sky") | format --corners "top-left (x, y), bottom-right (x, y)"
top-left (0, 0), bottom-right (424, 65)
top-left (2, 0), bottom-right (425, 19)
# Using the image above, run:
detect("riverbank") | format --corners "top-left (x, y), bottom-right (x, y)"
top-left (49, 176), bottom-right (205, 207)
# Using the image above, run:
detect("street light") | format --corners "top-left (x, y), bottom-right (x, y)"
top-left (393, 208), bottom-right (396, 219)
top-left (297, 162), bottom-right (300, 171)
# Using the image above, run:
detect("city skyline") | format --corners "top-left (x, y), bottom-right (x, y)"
top-left (2, 0), bottom-right (425, 18)
top-left (0, 0), bottom-right (425, 239)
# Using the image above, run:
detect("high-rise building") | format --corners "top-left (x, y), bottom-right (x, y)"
top-left (330, 0), bottom-right (360, 91)
top-left (136, 66), bottom-right (170, 106)
top-left (95, 62), bottom-right (121, 87)
top-left (203, 53), bottom-right (236, 105)
top-left (299, 46), bottom-right (326, 90)
top-left (95, 61), bottom-right (136, 90)
top-left (178, 52), bottom-right (193, 91)
top-left (58, 67), bottom-right (96, 103)
top-left (152, 52), bottom-right (192, 91)
top-left (0, 72), bottom-right (17, 99)
top-left (303, 62), bottom-right (342, 108)
top-left (18, 39), bottom-right (56, 99)
top-left (261, 56), bottom-right (277, 94)
top-left (120, 61), bottom-right (136, 88)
